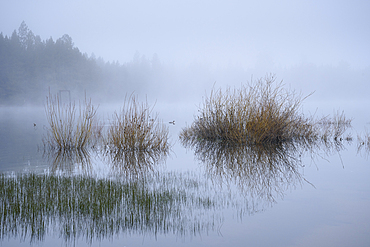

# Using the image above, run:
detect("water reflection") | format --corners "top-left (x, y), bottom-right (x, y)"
top-left (41, 143), bottom-right (169, 178)
top-left (5, 135), bottom-right (224, 245)
top-left (357, 132), bottom-right (370, 158)
top-left (187, 141), bottom-right (306, 207)
top-left (43, 148), bottom-right (92, 174)
top-left (181, 138), bottom-right (349, 213)
top-left (102, 147), bottom-right (168, 178)
top-left (0, 172), bottom-right (225, 245)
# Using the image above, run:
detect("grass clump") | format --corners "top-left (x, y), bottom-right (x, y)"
top-left (43, 93), bottom-right (97, 150)
top-left (180, 75), bottom-right (315, 145)
top-left (106, 95), bottom-right (170, 152)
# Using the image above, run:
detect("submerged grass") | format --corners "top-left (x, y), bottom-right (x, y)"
top-left (43, 92), bottom-right (97, 150)
top-left (317, 110), bottom-right (352, 141)
top-left (180, 75), bottom-right (316, 145)
top-left (0, 172), bottom-right (224, 244)
top-left (357, 130), bottom-right (370, 154)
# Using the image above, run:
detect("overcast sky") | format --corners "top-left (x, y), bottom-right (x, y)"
top-left (1, 0), bottom-right (369, 69)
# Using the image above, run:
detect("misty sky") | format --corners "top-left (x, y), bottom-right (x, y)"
top-left (1, 0), bottom-right (369, 69)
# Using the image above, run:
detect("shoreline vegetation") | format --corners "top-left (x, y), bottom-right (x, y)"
top-left (40, 74), bottom-right (368, 164)
top-left (37, 74), bottom-right (370, 179)
top-left (43, 93), bottom-right (170, 152)
top-left (42, 92), bottom-right (171, 177)
top-left (106, 95), bottom-right (170, 152)
top-left (1, 22), bottom-right (369, 247)
top-left (180, 75), bottom-right (353, 147)
top-left (1, 75), bottom-right (369, 245)
top-left (43, 92), bottom-right (97, 150)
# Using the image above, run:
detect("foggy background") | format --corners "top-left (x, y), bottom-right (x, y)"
top-left (1, 2), bottom-right (370, 246)
top-left (1, 0), bottom-right (369, 106)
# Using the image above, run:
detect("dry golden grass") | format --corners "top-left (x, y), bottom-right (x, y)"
top-left (180, 75), bottom-right (316, 145)
top-left (43, 93), bottom-right (97, 150)
top-left (43, 93), bottom-right (170, 173)
top-left (106, 94), bottom-right (170, 152)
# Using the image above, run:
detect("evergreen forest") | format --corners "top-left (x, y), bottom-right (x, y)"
top-left (0, 22), bottom-right (158, 105)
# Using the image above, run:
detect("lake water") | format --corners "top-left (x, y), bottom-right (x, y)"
top-left (1, 99), bottom-right (369, 247)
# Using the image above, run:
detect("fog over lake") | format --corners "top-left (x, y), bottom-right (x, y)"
top-left (2, 0), bottom-right (369, 69)
top-left (1, 1), bottom-right (370, 246)
top-left (1, 0), bottom-right (369, 104)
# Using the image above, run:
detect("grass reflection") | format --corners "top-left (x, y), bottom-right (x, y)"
top-left (102, 147), bottom-right (168, 179)
top-left (0, 172), bottom-right (225, 245)
top-left (41, 133), bottom-right (169, 177)
top-left (43, 148), bottom-right (92, 175)
top-left (178, 75), bottom-right (356, 210)
top-left (180, 135), bottom-right (351, 212)
top-left (183, 140), bottom-right (307, 205)
top-left (357, 131), bottom-right (370, 158)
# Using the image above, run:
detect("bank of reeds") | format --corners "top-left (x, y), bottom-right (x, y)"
top-left (106, 95), bottom-right (170, 152)
top-left (180, 75), bottom-right (315, 145)
top-left (43, 93), bottom-right (97, 150)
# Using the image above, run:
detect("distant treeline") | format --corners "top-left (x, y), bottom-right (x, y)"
top-left (0, 22), bottom-right (159, 105)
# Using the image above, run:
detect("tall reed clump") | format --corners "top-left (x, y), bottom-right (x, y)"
top-left (180, 75), bottom-right (315, 145)
top-left (43, 93), bottom-right (97, 150)
top-left (106, 95), bottom-right (170, 152)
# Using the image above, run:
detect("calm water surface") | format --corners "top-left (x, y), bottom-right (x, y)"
top-left (0, 100), bottom-right (369, 247)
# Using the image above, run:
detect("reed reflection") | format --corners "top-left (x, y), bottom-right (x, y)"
top-left (102, 146), bottom-right (169, 178)
top-left (357, 131), bottom-right (370, 158)
top-left (43, 148), bottom-right (92, 174)
top-left (42, 143), bottom-right (169, 178)
top-left (181, 137), bottom-right (350, 213)
top-left (187, 141), bottom-right (306, 204)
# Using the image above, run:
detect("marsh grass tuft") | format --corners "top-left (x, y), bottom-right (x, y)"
top-left (42, 92), bottom-right (170, 175)
top-left (43, 92), bottom-right (97, 150)
top-left (180, 75), bottom-right (316, 145)
top-left (106, 94), bottom-right (170, 152)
